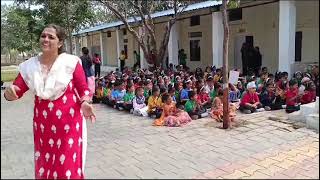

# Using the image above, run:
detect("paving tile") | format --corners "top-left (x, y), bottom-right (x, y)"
top-left (274, 159), bottom-right (298, 170)
top-left (255, 158), bottom-right (278, 168)
top-left (222, 170), bottom-right (250, 179)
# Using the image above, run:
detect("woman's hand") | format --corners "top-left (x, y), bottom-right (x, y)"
top-left (4, 84), bottom-right (20, 101)
top-left (81, 101), bottom-right (96, 123)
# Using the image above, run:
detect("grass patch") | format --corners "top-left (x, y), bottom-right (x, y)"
top-left (1, 70), bottom-right (18, 82)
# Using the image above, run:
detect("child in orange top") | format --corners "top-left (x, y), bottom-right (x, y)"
top-left (210, 89), bottom-right (236, 122)
top-left (153, 93), bottom-right (191, 127)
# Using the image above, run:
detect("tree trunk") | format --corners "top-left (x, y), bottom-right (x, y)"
top-left (222, 0), bottom-right (230, 129)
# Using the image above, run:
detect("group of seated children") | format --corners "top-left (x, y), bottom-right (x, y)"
top-left (92, 64), bottom-right (318, 126)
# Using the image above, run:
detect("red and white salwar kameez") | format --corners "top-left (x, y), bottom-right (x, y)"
top-left (13, 53), bottom-right (90, 179)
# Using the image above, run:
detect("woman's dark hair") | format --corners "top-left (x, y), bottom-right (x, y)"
top-left (82, 47), bottom-right (89, 55)
top-left (161, 93), bottom-right (170, 102)
top-left (45, 24), bottom-right (66, 54)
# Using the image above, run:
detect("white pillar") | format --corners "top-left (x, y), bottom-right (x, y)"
top-left (99, 31), bottom-right (107, 66)
top-left (82, 35), bottom-right (88, 47)
top-left (75, 36), bottom-right (80, 56)
top-left (212, 12), bottom-right (224, 68)
top-left (278, 0), bottom-right (296, 77)
top-left (139, 27), bottom-right (148, 69)
top-left (168, 22), bottom-right (179, 67)
top-left (116, 28), bottom-right (123, 68)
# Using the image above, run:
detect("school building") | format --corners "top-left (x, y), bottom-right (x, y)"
top-left (72, 0), bottom-right (319, 76)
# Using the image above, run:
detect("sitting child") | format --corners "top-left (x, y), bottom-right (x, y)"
top-left (180, 79), bottom-right (193, 105)
top-left (102, 80), bottom-right (113, 105)
top-left (285, 79), bottom-right (301, 113)
top-left (110, 80), bottom-right (126, 110)
top-left (123, 83), bottom-right (135, 112)
top-left (197, 86), bottom-right (211, 109)
top-left (229, 83), bottom-right (241, 103)
top-left (153, 93), bottom-right (192, 127)
top-left (92, 79), bottom-right (106, 104)
top-left (239, 82), bottom-right (265, 114)
top-left (300, 77), bottom-right (316, 104)
top-left (168, 86), bottom-right (177, 103)
top-left (132, 87), bottom-right (148, 116)
top-left (260, 82), bottom-right (283, 110)
top-left (257, 72), bottom-right (268, 93)
top-left (185, 91), bottom-right (208, 120)
top-left (143, 79), bottom-right (153, 102)
top-left (210, 89), bottom-right (236, 122)
top-left (147, 85), bottom-right (163, 118)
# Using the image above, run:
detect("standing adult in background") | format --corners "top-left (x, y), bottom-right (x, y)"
top-left (93, 53), bottom-right (101, 78)
top-left (80, 47), bottom-right (95, 101)
top-left (133, 50), bottom-right (140, 70)
top-left (253, 46), bottom-right (262, 76)
top-left (178, 49), bottom-right (187, 68)
top-left (246, 45), bottom-right (256, 76)
top-left (4, 24), bottom-right (95, 179)
top-left (119, 50), bottom-right (126, 72)
top-left (241, 42), bottom-right (249, 76)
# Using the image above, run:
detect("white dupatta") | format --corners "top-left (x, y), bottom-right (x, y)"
top-left (19, 53), bottom-right (81, 101)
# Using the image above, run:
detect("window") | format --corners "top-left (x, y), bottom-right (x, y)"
top-left (229, 8), bottom-right (242, 21)
top-left (188, 32), bottom-right (202, 38)
top-left (190, 15), bottom-right (200, 26)
top-left (190, 40), bottom-right (201, 61)
top-left (295, 31), bottom-right (302, 62)
top-left (123, 39), bottom-right (128, 43)
top-left (123, 29), bottom-right (127, 35)
top-left (107, 31), bottom-right (111, 37)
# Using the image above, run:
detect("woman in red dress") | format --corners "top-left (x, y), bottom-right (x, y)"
top-left (4, 24), bottom-right (95, 179)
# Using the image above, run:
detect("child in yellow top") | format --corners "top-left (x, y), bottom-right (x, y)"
top-left (148, 85), bottom-right (163, 118)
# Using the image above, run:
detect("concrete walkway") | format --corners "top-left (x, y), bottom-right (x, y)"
top-left (1, 91), bottom-right (319, 179)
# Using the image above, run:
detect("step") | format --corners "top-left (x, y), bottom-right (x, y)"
top-left (306, 113), bottom-right (319, 132)
top-left (288, 111), bottom-right (305, 123)
top-left (300, 102), bottom-right (316, 116)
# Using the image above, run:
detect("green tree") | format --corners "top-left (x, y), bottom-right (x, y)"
top-left (1, 4), bottom-right (42, 61)
top-left (16, 0), bottom-right (96, 54)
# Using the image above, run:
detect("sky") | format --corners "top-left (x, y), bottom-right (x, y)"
top-left (1, 0), bottom-right (42, 10)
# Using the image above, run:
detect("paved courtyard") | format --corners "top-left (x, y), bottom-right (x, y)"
top-left (1, 90), bottom-right (319, 179)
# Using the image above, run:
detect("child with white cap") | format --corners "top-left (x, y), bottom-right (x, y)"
top-left (239, 81), bottom-right (265, 114)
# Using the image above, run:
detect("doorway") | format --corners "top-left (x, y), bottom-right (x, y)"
top-left (234, 35), bottom-right (254, 71)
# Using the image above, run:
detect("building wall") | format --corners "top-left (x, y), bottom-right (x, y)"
top-left (106, 31), bottom-right (118, 66)
top-left (228, 2), bottom-right (279, 73)
top-left (296, 0), bottom-right (319, 64)
top-left (227, 1), bottom-right (319, 74)
top-left (125, 31), bottom-right (134, 67)
top-left (178, 13), bottom-right (213, 70)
